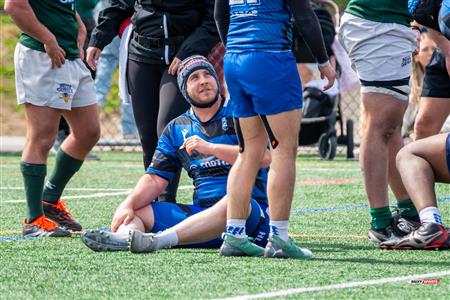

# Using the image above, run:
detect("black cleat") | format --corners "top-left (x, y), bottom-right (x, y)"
top-left (23, 215), bottom-right (71, 238)
top-left (43, 199), bottom-right (82, 232)
top-left (380, 223), bottom-right (450, 250)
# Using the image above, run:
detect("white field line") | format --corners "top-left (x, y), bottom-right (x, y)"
top-left (216, 270), bottom-right (450, 300)
top-left (1, 185), bottom-right (193, 203)
top-left (2, 191), bottom-right (132, 203)
top-left (0, 185), bottom-right (193, 192)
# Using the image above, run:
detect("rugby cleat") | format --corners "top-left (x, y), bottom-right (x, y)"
top-left (264, 235), bottom-right (313, 259)
top-left (368, 222), bottom-right (404, 244)
top-left (368, 214), bottom-right (419, 245)
top-left (128, 230), bottom-right (158, 253)
top-left (219, 233), bottom-right (264, 257)
top-left (82, 229), bottom-right (129, 252)
top-left (43, 199), bottom-right (82, 232)
top-left (23, 215), bottom-right (71, 238)
top-left (380, 222), bottom-right (450, 250)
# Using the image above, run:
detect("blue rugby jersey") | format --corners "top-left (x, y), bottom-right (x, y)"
top-left (226, 0), bottom-right (292, 52)
top-left (147, 102), bottom-right (268, 207)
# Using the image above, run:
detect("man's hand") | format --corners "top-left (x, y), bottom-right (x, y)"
top-left (86, 47), bottom-right (102, 70)
top-left (181, 135), bottom-right (213, 156)
top-left (168, 57), bottom-right (182, 75)
top-left (111, 205), bottom-right (135, 232)
top-left (318, 63), bottom-right (336, 91)
top-left (44, 38), bottom-right (66, 68)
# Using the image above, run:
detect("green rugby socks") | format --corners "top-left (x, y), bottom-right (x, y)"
top-left (370, 206), bottom-right (392, 230)
top-left (21, 162), bottom-right (46, 223)
top-left (42, 149), bottom-right (83, 203)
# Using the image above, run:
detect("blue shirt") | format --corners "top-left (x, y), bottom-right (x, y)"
top-left (227, 0), bottom-right (292, 52)
top-left (148, 102), bottom-right (268, 207)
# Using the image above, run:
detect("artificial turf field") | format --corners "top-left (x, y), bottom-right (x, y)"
top-left (1, 151), bottom-right (449, 299)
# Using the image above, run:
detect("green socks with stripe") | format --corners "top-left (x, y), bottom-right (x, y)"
top-left (42, 149), bottom-right (83, 203)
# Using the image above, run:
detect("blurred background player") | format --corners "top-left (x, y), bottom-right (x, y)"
top-left (5, 0), bottom-right (100, 237)
top-left (214, 0), bottom-right (335, 258)
top-left (82, 56), bottom-right (271, 252)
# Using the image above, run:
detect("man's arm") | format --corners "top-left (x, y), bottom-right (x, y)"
top-left (75, 12), bottom-right (87, 61)
top-left (4, 0), bottom-right (66, 68)
top-left (182, 135), bottom-right (271, 167)
top-left (111, 173), bottom-right (168, 232)
top-left (214, 0), bottom-right (230, 46)
top-left (287, 0), bottom-right (336, 90)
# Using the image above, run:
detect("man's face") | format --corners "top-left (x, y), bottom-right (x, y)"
top-left (186, 69), bottom-right (218, 104)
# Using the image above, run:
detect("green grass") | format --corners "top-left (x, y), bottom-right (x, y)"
top-left (1, 152), bottom-right (449, 299)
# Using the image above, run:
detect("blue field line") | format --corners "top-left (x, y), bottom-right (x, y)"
top-left (290, 197), bottom-right (450, 215)
top-left (1, 198), bottom-right (449, 242)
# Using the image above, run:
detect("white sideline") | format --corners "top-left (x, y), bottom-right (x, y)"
top-left (1, 185), bottom-right (193, 203)
top-left (216, 270), bottom-right (450, 300)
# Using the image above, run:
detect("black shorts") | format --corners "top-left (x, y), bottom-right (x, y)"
top-left (421, 49), bottom-right (450, 98)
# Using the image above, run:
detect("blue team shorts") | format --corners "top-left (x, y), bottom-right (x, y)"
top-left (224, 51), bottom-right (303, 118)
top-left (151, 199), bottom-right (269, 248)
top-left (446, 133), bottom-right (450, 174)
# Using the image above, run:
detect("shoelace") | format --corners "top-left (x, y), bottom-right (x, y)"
top-left (55, 200), bottom-right (73, 219)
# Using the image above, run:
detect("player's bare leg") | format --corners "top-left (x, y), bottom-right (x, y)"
top-left (414, 97), bottom-right (450, 140)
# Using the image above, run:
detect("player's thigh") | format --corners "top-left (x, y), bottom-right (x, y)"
top-left (24, 104), bottom-right (61, 142)
top-left (265, 109), bottom-right (302, 149)
top-left (405, 133), bottom-right (450, 182)
top-left (362, 93), bottom-right (408, 129)
top-left (150, 202), bottom-right (204, 233)
top-left (63, 104), bottom-right (100, 140)
top-left (416, 97), bottom-right (450, 126)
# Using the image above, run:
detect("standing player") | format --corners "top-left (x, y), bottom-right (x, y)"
top-left (338, 0), bottom-right (421, 245)
top-left (214, 0), bottom-right (335, 258)
top-left (4, 0), bottom-right (100, 237)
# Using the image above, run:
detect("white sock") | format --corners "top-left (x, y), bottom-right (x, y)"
top-left (270, 220), bottom-right (289, 241)
top-left (154, 229), bottom-right (179, 250)
top-left (419, 207), bottom-right (443, 225)
top-left (226, 219), bottom-right (247, 239)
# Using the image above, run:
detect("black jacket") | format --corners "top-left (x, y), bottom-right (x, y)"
top-left (89, 0), bottom-right (220, 65)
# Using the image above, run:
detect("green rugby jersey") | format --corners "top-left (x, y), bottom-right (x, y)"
top-left (345, 0), bottom-right (412, 27)
top-left (19, 0), bottom-right (79, 60)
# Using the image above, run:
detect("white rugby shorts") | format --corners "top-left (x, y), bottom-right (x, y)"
top-left (14, 43), bottom-right (96, 110)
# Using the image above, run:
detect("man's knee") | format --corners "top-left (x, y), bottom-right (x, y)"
top-left (135, 205), bottom-right (154, 232)
top-left (27, 133), bottom-right (55, 154)
top-left (396, 145), bottom-right (413, 171)
top-left (72, 123), bottom-right (101, 146)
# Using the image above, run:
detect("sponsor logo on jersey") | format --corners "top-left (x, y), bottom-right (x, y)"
top-left (200, 159), bottom-right (230, 169)
top-left (57, 83), bottom-right (73, 103)
top-left (181, 129), bottom-right (189, 142)
top-left (221, 117), bottom-right (228, 131)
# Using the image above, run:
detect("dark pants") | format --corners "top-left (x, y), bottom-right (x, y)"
top-left (127, 59), bottom-right (189, 201)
